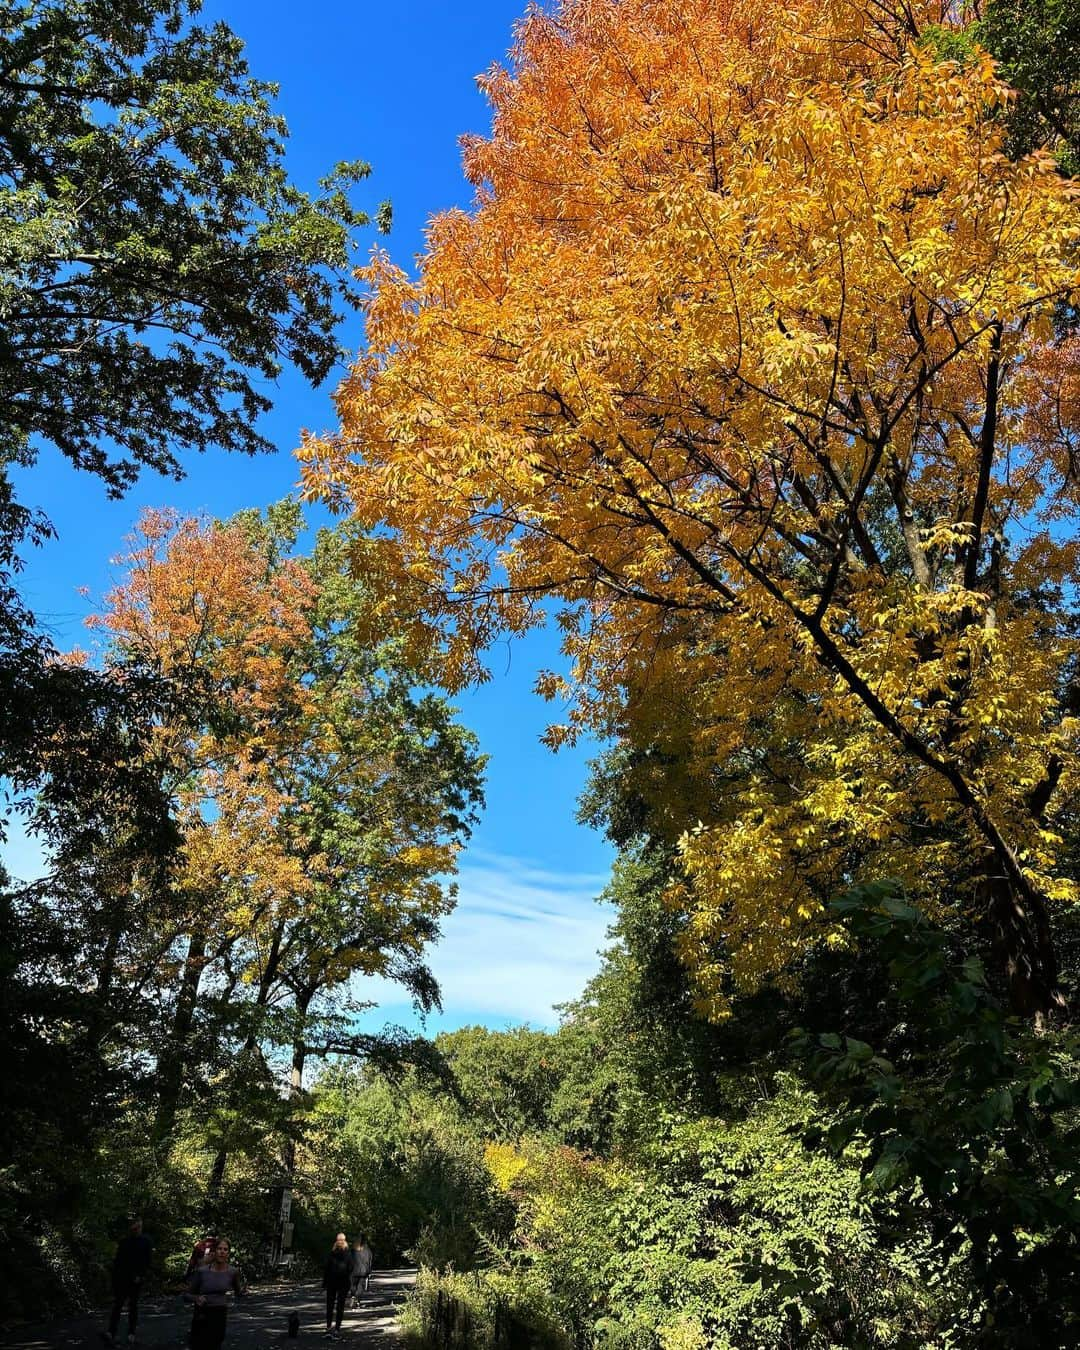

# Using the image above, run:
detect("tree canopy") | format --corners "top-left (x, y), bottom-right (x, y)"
top-left (86, 505), bottom-right (484, 1142)
top-left (0, 504), bottom-right (484, 1306)
top-left (301, 0), bottom-right (1080, 1017)
top-left (0, 0), bottom-right (385, 492)
top-left (9, 0), bottom-right (1080, 1340)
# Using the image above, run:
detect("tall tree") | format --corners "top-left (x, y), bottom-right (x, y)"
top-left (0, 0), bottom-right (389, 1305)
top-left (302, 0), bottom-right (1080, 1017)
top-left (88, 506), bottom-right (484, 1191)
top-left (0, 0), bottom-right (387, 907)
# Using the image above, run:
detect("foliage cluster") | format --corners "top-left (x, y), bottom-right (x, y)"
top-left (7, 0), bottom-right (1080, 1343)
top-left (401, 1267), bottom-right (570, 1350)
top-left (292, 2), bottom-right (1080, 1333)
top-left (0, 0), bottom-right (386, 490)
top-left (308, 868), bottom-right (1080, 1348)
top-left (0, 501), bottom-right (484, 1316)
top-left (301, 1067), bottom-right (512, 1270)
top-left (303, 0), bottom-right (1080, 1025)
top-left (0, 0), bottom-right (486, 1319)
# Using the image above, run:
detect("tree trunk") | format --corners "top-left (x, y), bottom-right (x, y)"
top-left (976, 856), bottom-right (1064, 1020)
top-left (87, 911), bottom-right (123, 1047)
top-left (153, 925), bottom-right (207, 1143)
top-left (283, 987), bottom-right (315, 1182)
top-left (205, 922), bottom-right (285, 1212)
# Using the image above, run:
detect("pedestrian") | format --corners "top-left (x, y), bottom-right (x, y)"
top-left (101, 1215), bottom-right (152, 1347)
top-left (322, 1232), bottom-right (353, 1340)
top-left (186, 1237), bottom-right (244, 1350)
top-left (349, 1235), bottom-right (373, 1305)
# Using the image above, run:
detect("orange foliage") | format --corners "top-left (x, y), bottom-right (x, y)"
top-left (88, 509), bottom-right (479, 1003)
top-left (300, 0), bottom-right (1080, 1013)
top-left (89, 509), bottom-right (319, 930)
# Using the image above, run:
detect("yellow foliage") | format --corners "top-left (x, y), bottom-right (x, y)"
top-left (659, 1318), bottom-right (708, 1350)
top-left (484, 1141), bottom-right (528, 1192)
top-left (302, 0), bottom-right (1080, 1013)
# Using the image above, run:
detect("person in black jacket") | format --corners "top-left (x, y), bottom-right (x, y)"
top-left (322, 1233), bottom-right (353, 1340)
top-left (101, 1216), bottom-right (152, 1347)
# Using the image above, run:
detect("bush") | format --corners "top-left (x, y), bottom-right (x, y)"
top-left (401, 1267), bottom-right (570, 1350)
top-left (302, 1066), bottom-right (514, 1269)
top-left (488, 1083), bottom-right (951, 1350)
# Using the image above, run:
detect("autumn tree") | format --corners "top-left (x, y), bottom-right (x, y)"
top-left (0, 0), bottom-right (392, 1303)
top-left (0, 0), bottom-right (389, 866)
top-left (86, 505), bottom-right (484, 1185)
top-left (0, 0), bottom-right (391, 1179)
top-left (302, 0), bottom-right (1080, 1016)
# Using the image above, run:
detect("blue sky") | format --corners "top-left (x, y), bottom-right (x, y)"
top-left (8, 0), bottom-right (616, 1030)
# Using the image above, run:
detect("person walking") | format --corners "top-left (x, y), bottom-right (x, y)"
top-left (102, 1216), bottom-right (152, 1347)
top-left (186, 1237), bottom-right (244, 1350)
top-left (322, 1232), bottom-right (353, 1340)
top-left (349, 1236), bottom-right (373, 1305)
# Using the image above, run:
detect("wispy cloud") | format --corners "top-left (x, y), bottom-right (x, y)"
top-left (2, 824), bottom-right (615, 1031)
top-left (358, 848), bottom-right (614, 1029)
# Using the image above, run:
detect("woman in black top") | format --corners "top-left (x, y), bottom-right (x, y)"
top-left (322, 1233), bottom-right (353, 1340)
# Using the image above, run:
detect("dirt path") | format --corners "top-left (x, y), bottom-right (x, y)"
top-left (0, 1270), bottom-right (416, 1349)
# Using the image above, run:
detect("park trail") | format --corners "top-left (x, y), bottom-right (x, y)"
top-left (0, 1269), bottom-right (415, 1349)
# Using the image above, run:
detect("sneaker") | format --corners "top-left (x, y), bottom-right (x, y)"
top-left (127, 1337), bottom-right (136, 1347)
top-left (99, 1335), bottom-right (114, 1348)
top-left (323, 1333), bottom-right (333, 1340)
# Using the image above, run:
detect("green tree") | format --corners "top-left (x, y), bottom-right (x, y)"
top-left (305, 1064), bottom-right (512, 1270)
top-left (0, 0), bottom-right (394, 1312)
top-left (975, 0), bottom-right (1080, 172)
top-left (0, 662), bottom-right (190, 1317)
top-left (550, 846), bottom-right (727, 1156)
top-left (436, 1026), bottom-right (562, 1143)
top-left (798, 883), bottom-right (1080, 1348)
top-left (0, 0), bottom-right (385, 492)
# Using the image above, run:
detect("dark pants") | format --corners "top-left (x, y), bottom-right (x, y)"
top-left (190, 1305), bottom-right (227, 1350)
top-left (109, 1281), bottom-right (141, 1337)
top-left (326, 1286), bottom-right (347, 1328)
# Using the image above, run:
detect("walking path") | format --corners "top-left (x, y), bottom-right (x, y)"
top-left (0, 1270), bottom-right (415, 1349)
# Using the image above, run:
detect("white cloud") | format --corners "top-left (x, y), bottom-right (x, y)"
top-left (2, 823), bottom-right (614, 1031)
top-left (358, 848), bottom-right (614, 1028)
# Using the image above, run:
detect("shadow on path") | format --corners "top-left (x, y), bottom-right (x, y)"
top-left (0, 1270), bottom-right (416, 1349)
